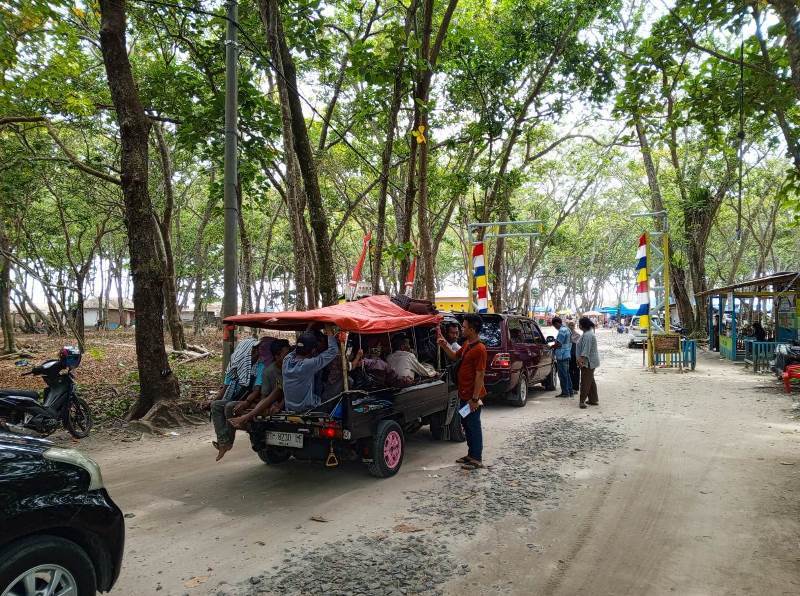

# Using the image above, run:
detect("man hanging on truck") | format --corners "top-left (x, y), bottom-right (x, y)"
top-left (437, 314), bottom-right (487, 470)
top-left (283, 325), bottom-right (340, 413)
top-left (228, 339), bottom-right (292, 432)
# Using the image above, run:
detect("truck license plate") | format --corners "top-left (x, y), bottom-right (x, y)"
top-left (266, 431), bottom-right (303, 448)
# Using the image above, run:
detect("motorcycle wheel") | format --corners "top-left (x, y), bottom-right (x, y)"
top-left (63, 398), bottom-right (93, 439)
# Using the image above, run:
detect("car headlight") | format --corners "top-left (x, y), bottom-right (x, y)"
top-left (44, 447), bottom-right (104, 490)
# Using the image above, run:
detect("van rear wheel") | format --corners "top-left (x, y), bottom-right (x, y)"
top-left (543, 365), bottom-right (557, 391)
top-left (509, 375), bottom-right (528, 407)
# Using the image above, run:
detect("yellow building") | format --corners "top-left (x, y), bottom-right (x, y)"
top-left (435, 290), bottom-right (495, 313)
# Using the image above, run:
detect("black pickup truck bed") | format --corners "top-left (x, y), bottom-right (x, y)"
top-left (247, 379), bottom-right (464, 477)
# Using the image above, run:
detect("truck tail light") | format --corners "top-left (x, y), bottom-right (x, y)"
top-left (492, 353), bottom-right (511, 369)
top-left (318, 424), bottom-right (342, 439)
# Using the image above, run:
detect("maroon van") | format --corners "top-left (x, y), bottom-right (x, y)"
top-left (455, 313), bottom-right (557, 406)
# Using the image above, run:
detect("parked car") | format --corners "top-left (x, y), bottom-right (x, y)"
top-left (628, 315), bottom-right (665, 348)
top-left (0, 432), bottom-right (124, 595)
top-left (455, 313), bottom-right (556, 406)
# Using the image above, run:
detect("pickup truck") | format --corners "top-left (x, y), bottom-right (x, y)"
top-left (224, 296), bottom-right (465, 478)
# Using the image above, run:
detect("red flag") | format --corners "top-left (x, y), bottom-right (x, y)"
top-left (349, 232), bottom-right (372, 289)
top-left (404, 257), bottom-right (417, 295)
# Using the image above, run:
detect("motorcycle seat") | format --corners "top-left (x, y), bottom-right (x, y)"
top-left (0, 389), bottom-right (40, 400)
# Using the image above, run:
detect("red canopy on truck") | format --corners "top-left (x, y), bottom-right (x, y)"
top-left (223, 295), bottom-right (442, 334)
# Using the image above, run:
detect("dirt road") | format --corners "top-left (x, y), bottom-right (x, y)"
top-left (80, 331), bottom-right (799, 595)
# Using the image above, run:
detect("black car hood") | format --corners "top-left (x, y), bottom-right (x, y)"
top-left (0, 431), bottom-right (53, 453)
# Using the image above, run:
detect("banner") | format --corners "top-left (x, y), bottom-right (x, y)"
top-left (473, 242), bottom-right (488, 313)
top-left (635, 233), bottom-right (649, 328)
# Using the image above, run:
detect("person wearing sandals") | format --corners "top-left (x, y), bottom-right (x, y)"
top-left (577, 316), bottom-right (600, 409)
top-left (438, 314), bottom-right (487, 470)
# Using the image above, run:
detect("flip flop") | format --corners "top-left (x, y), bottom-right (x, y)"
top-left (461, 460), bottom-right (484, 470)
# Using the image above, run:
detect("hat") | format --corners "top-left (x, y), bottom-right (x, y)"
top-left (296, 332), bottom-right (318, 356)
top-left (269, 338), bottom-right (291, 358)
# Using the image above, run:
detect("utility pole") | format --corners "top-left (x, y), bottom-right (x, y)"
top-left (222, 0), bottom-right (239, 368)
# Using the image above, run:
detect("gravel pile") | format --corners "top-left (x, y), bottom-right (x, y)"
top-left (232, 534), bottom-right (460, 596)
top-left (228, 417), bottom-right (625, 595)
top-left (406, 417), bottom-right (626, 535)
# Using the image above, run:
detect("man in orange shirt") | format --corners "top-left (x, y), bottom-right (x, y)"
top-left (438, 314), bottom-right (487, 469)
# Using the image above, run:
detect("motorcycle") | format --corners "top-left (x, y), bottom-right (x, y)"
top-left (0, 346), bottom-right (93, 438)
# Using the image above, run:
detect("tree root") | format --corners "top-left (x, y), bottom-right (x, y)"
top-left (127, 400), bottom-right (208, 432)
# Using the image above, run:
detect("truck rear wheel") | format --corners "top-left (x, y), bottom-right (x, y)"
top-left (258, 447), bottom-right (291, 465)
top-left (447, 409), bottom-right (466, 442)
top-left (367, 420), bottom-right (404, 478)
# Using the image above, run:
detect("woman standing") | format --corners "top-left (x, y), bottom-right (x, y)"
top-left (567, 320), bottom-right (581, 392)
top-left (577, 317), bottom-right (600, 409)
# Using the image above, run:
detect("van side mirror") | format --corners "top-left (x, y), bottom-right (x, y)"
top-left (545, 335), bottom-right (555, 343)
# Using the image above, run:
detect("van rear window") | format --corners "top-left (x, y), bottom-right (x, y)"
top-left (454, 315), bottom-right (503, 348)
top-left (479, 320), bottom-right (502, 348)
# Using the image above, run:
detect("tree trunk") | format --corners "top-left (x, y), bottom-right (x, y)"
top-left (260, 0), bottom-right (336, 305)
top-left (153, 123), bottom-right (187, 351)
top-left (114, 251), bottom-right (125, 326)
top-left (191, 191), bottom-right (215, 335)
top-left (372, 2), bottom-right (415, 295)
top-left (259, 0), bottom-right (315, 308)
top-left (73, 279), bottom-right (86, 352)
top-left (753, 4), bottom-right (800, 173)
top-left (413, 0), bottom-right (436, 301)
top-left (98, 0), bottom-right (179, 418)
top-left (769, 0), bottom-right (800, 103)
top-left (633, 115), bottom-right (696, 330)
top-left (103, 254), bottom-right (113, 328)
top-left (0, 219), bottom-right (15, 353)
top-left (235, 179), bottom-right (254, 313)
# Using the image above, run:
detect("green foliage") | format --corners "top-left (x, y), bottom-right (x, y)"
top-left (0, 0), bottom-right (796, 329)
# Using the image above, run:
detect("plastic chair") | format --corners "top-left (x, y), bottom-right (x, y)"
top-left (783, 364), bottom-right (800, 394)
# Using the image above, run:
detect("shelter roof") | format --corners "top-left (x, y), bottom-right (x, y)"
top-left (696, 272), bottom-right (800, 297)
top-left (224, 295), bottom-right (442, 333)
top-left (83, 297), bottom-right (135, 310)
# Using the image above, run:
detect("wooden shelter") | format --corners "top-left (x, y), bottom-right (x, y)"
top-left (697, 272), bottom-right (799, 364)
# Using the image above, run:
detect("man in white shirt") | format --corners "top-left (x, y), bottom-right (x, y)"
top-left (386, 335), bottom-right (438, 385)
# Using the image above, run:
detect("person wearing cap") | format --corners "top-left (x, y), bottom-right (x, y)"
top-left (283, 324), bottom-right (339, 412)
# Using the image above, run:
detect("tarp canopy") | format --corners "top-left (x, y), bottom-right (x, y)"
top-left (224, 295), bottom-right (443, 334)
top-left (599, 304), bottom-right (639, 316)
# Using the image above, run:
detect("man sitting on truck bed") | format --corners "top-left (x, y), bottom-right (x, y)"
top-left (229, 339), bottom-right (292, 431)
top-left (283, 325), bottom-right (339, 412)
top-left (386, 334), bottom-right (438, 385)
